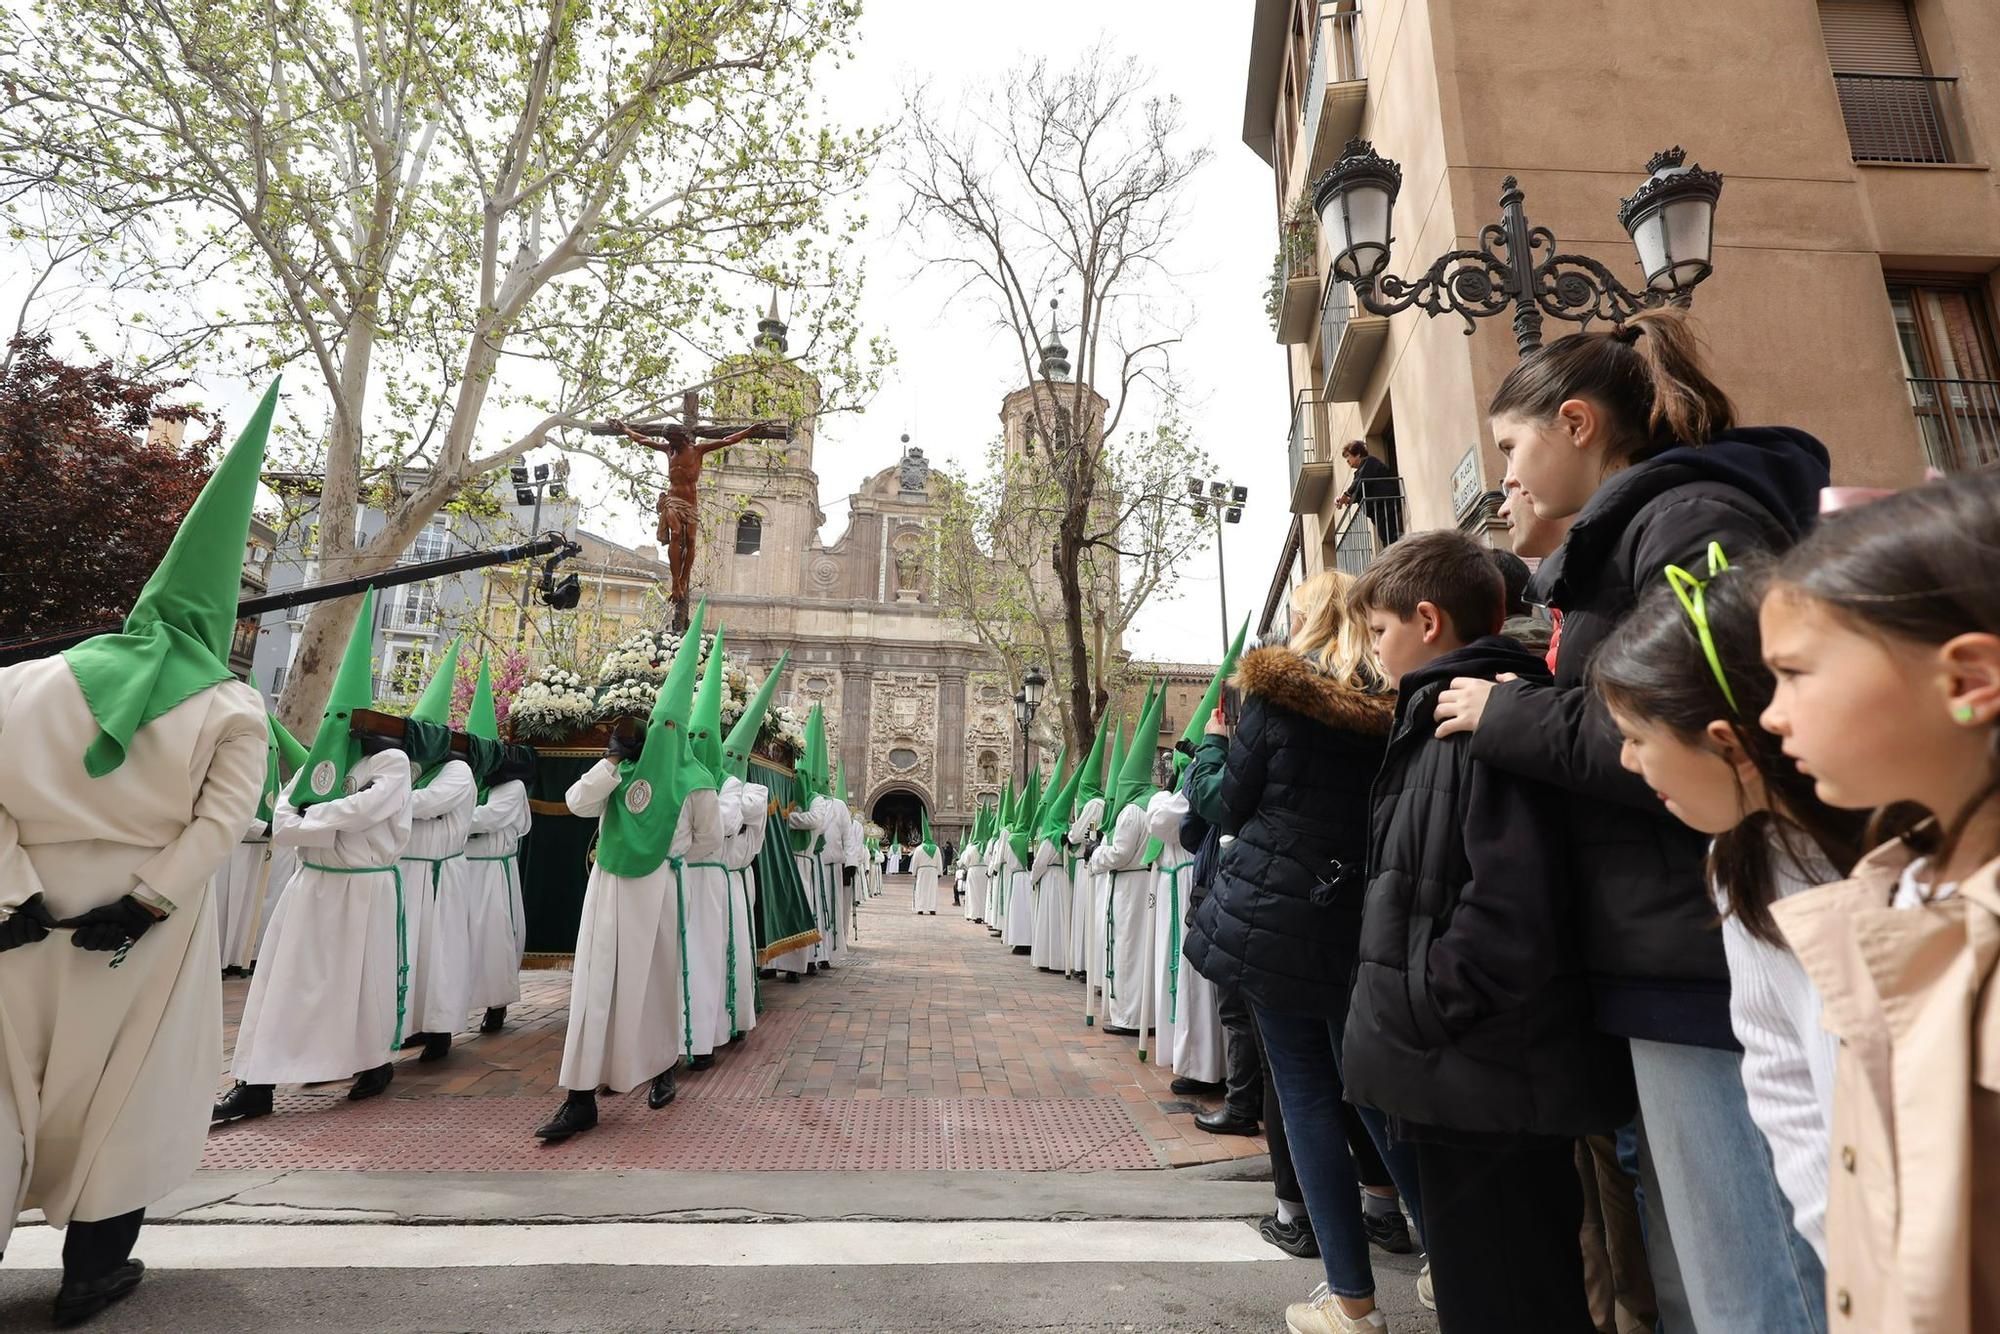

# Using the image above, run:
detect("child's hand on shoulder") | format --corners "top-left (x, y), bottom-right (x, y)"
top-left (1434, 673), bottom-right (1517, 738)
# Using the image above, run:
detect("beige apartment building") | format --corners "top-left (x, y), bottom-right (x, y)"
top-left (1246, 0), bottom-right (2000, 629)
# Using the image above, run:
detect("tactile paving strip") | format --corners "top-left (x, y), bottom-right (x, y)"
top-left (202, 1093), bottom-right (1157, 1172)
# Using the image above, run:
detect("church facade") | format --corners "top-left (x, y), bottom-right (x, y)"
top-left (689, 365), bottom-right (1018, 844)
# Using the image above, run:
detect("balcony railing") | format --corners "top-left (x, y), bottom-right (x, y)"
top-left (1909, 376), bottom-right (2000, 473)
top-left (1326, 476), bottom-right (1406, 576)
top-left (1318, 277), bottom-right (1351, 386)
top-left (1289, 389), bottom-right (1327, 495)
top-left (1833, 73), bottom-right (1962, 164)
top-left (1272, 216), bottom-right (1321, 343)
top-left (1302, 4), bottom-right (1366, 179)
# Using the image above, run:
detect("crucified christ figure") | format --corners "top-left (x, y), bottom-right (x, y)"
top-left (617, 419), bottom-right (773, 613)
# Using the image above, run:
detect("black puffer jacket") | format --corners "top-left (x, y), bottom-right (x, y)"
top-left (1473, 427), bottom-right (1831, 1048)
top-left (1184, 646), bottom-right (1395, 1017)
top-left (1343, 637), bottom-right (1635, 1139)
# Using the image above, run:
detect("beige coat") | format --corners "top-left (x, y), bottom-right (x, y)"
top-left (0, 658), bottom-right (264, 1250)
top-left (1773, 840), bottom-right (2000, 1334)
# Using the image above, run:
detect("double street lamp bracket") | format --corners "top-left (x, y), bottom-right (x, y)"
top-left (1311, 141), bottom-right (1723, 357)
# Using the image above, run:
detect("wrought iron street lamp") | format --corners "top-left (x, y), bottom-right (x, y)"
top-left (1311, 141), bottom-right (1723, 357)
top-left (1177, 477), bottom-right (1247, 657)
top-left (1013, 665), bottom-right (1046, 786)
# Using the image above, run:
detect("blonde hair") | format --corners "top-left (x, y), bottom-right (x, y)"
top-left (1287, 569), bottom-right (1379, 689)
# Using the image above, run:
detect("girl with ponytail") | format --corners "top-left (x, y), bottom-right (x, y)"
top-left (1431, 308), bottom-right (1834, 1332)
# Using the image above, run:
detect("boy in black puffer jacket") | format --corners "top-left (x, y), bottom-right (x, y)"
top-left (1345, 531), bottom-right (1633, 1334)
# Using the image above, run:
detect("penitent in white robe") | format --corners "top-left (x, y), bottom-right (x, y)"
top-left (556, 760), bottom-right (685, 1094)
top-left (233, 749), bottom-right (417, 1085)
top-left (1068, 799), bottom-right (1103, 981)
top-left (910, 846), bottom-right (941, 913)
top-left (401, 759), bottom-right (477, 1036)
top-left (718, 777), bottom-right (767, 1041)
top-left (984, 839), bottom-right (1005, 934)
top-left (961, 841), bottom-right (987, 922)
top-left (1147, 790), bottom-right (1223, 1083)
top-left (0, 661), bottom-right (264, 1252)
top-left (1030, 836), bottom-right (1071, 972)
top-left (677, 790), bottom-right (728, 1061)
top-left (1089, 803), bottom-right (1151, 1031)
top-left (1002, 842), bottom-right (1035, 949)
top-left (464, 779), bottom-right (530, 1013)
top-left (213, 816), bottom-right (274, 971)
top-left (773, 796), bottom-right (830, 975)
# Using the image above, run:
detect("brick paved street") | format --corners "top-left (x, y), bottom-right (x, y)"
top-left (207, 881), bottom-right (1270, 1173)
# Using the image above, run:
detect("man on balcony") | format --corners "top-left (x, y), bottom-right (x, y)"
top-left (1335, 440), bottom-right (1404, 550)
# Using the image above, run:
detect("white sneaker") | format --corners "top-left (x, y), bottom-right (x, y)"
top-left (1416, 1261), bottom-right (1435, 1311)
top-left (1285, 1281), bottom-right (1389, 1333)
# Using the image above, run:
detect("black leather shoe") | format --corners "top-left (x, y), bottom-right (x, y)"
top-left (1195, 1108), bottom-right (1260, 1136)
top-left (398, 1032), bottom-right (427, 1050)
top-left (418, 1032), bottom-right (452, 1062)
top-left (1362, 1203), bottom-right (1415, 1254)
top-left (1170, 1076), bottom-right (1225, 1097)
top-left (211, 1082), bottom-right (274, 1124)
top-left (1257, 1213), bottom-right (1320, 1259)
top-left (53, 1260), bottom-right (144, 1327)
top-left (481, 1007), bottom-right (507, 1033)
top-left (1101, 1025), bottom-right (1138, 1037)
top-left (348, 1062), bottom-right (394, 1101)
top-left (687, 1053), bottom-right (715, 1072)
top-left (535, 1095), bottom-right (597, 1141)
top-left (647, 1069), bottom-right (677, 1109)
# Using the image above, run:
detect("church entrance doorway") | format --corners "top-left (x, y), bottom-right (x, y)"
top-left (870, 789), bottom-right (928, 867)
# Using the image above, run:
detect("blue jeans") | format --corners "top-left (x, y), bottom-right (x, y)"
top-left (1254, 1004), bottom-right (1425, 1300)
top-left (1629, 1038), bottom-right (1826, 1334)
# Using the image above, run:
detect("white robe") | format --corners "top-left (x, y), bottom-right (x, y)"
top-left (719, 777), bottom-right (767, 1040)
top-left (984, 839), bottom-right (1005, 933)
top-left (910, 846), bottom-right (941, 913)
top-left (777, 795), bottom-right (839, 972)
top-left (1030, 835), bottom-right (1071, 971)
top-left (677, 789), bottom-right (728, 1060)
top-left (464, 779), bottom-right (530, 1012)
top-left (402, 759), bottom-right (477, 1036)
top-left (1002, 842), bottom-right (1034, 948)
top-left (1148, 791), bottom-right (1223, 1082)
top-left (1088, 803), bottom-right (1151, 1030)
top-left (1068, 798), bottom-right (1103, 981)
top-left (213, 816), bottom-right (273, 970)
top-left (555, 760), bottom-right (685, 1094)
top-left (0, 662), bottom-right (263, 1250)
top-left (961, 841), bottom-right (987, 922)
top-left (232, 749), bottom-right (417, 1085)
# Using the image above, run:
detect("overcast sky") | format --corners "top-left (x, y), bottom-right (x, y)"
top-left (6, 0), bottom-right (1290, 664)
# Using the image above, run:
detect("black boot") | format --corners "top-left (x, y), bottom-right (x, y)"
top-left (647, 1067), bottom-right (677, 1109)
top-left (398, 1032), bottom-right (427, 1050)
top-left (783, 970), bottom-right (801, 983)
top-left (211, 1082), bottom-right (274, 1124)
top-left (687, 1052), bottom-right (715, 1072)
top-left (53, 1260), bottom-right (145, 1327)
top-left (418, 1032), bottom-right (452, 1062)
top-left (481, 1007), bottom-right (507, 1033)
top-left (1170, 1076), bottom-right (1225, 1097)
top-left (348, 1062), bottom-right (394, 1101)
top-left (535, 1091), bottom-right (597, 1141)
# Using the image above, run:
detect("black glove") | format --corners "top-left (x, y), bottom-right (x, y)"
top-left (0, 894), bottom-right (58, 952)
top-left (843, 866), bottom-right (857, 888)
top-left (606, 726), bottom-right (644, 761)
top-left (60, 896), bottom-right (162, 952)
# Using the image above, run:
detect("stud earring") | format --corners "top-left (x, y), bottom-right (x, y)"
top-left (1955, 703), bottom-right (1978, 724)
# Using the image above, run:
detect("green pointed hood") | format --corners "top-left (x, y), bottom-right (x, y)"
top-left (998, 778), bottom-right (1015, 832)
top-left (1102, 722), bottom-right (1125, 818)
top-left (795, 706), bottom-right (824, 806)
top-left (1039, 748), bottom-right (1084, 843)
top-left (1008, 763), bottom-right (1042, 864)
top-left (465, 655), bottom-right (500, 743)
top-left (837, 759), bottom-right (852, 806)
top-left (64, 381), bottom-right (279, 776)
top-left (1031, 744), bottom-right (1067, 840)
top-left (256, 709), bottom-right (310, 825)
top-left (408, 637), bottom-right (462, 725)
top-left (1110, 683), bottom-right (1165, 823)
top-left (723, 652), bottom-right (789, 781)
top-left (272, 714), bottom-right (309, 774)
top-left (293, 587), bottom-right (379, 809)
top-left (595, 600), bottom-right (708, 877)
top-left (1074, 712), bottom-right (1111, 809)
top-left (919, 807), bottom-right (936, 857)
top-left (691, 626), bottom-right (728, 784)
top-left (1177, 617), bottom-right (1250, 777)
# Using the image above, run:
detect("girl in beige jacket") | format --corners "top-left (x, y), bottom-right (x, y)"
top-left (1758, 469), bottom-right (2000, 1334)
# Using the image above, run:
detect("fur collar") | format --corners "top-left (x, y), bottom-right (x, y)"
top-left (1233, 645), bottom-right (1395, 736)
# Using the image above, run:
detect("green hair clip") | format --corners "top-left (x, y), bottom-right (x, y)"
top-left (1663, 541), bottom-right (1739, 716)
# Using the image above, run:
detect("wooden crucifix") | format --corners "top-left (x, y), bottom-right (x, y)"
top-left (592, 390), bottom-right (788, 631)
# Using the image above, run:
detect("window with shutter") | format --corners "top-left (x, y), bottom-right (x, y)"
top-left (1817, 1), bottom-right (1956, 162)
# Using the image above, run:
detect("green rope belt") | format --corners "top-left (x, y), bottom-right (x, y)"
top-left (672, 859), bottom-right (693, 1061)
top-left (1160, 862), bottom-right (1193, 1023)
top-left (402, 851), bottom-right (462, 900)
top-left (303, 861), bottom-right (407, 1049)
top-left (686, 860), bottom-right (733, 1041)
